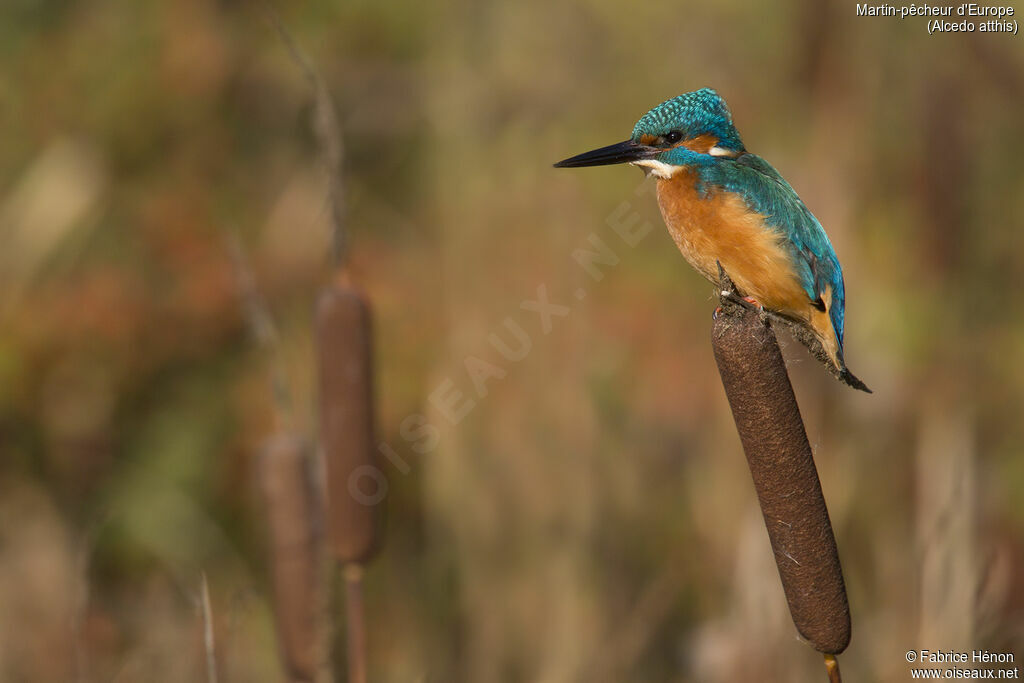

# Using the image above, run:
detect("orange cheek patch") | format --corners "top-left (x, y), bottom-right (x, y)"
top-left (639, 133), bottom-right (719, 153)
top-left (679, 134), bottom-right (719, 153)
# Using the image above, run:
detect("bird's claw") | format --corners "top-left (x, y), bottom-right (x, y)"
top-left (741, 296), bottom-right (763, 310)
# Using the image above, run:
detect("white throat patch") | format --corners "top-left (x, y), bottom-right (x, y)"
top-left (630, 159), bottom-right (681, 179)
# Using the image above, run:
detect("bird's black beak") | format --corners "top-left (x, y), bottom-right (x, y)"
top-left (553, 139), bottom-right (657, 168)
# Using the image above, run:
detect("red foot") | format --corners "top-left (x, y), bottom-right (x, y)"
top-left (741, 296), bottom-right (763, 310)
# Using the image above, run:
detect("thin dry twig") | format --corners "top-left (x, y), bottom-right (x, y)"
top-left (200, 573), bottom-right (219, 683)
top-left (264, 4), bottom-right (349, 268)
top-left (225, 232), bottom-right (294, 426)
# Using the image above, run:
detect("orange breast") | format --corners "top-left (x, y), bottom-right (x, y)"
top-left (656, 170), bottom-right (811, 320)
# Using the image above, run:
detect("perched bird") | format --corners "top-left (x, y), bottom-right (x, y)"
top-left (554, 88), bottom-right (869, 392)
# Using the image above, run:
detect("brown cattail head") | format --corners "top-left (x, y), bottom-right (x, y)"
top-left (711, 294), bottom-right (851, 655)
top-left (315, 270), bottom-right (380, 566)
top-left (259, 432), bottom-right (320, 683)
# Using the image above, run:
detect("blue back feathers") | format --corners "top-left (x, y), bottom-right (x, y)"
top-left (708, 156), bottom-right (847, 347)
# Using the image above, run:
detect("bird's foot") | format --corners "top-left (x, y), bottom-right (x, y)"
top-left (719, 289), bottom-right (764, 314)
top-left (741, 296), bottom-right (763, 310)
top-left (713, 306), bottom-right (723, 320)
top-left (716, 263), bottom-right (765, 319)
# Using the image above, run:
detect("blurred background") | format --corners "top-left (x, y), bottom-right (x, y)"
top-left (1, 1), bottom-right (1023, 681)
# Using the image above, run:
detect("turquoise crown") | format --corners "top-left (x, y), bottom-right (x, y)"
top-left (632, 88), bottom-right (744, 152)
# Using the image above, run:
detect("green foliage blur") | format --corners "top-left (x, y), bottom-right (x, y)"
top-left (1, 1), bottom-right (1022, 681)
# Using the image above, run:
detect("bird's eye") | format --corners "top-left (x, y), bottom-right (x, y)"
top-left (663, 131), bottom-right (683, 144)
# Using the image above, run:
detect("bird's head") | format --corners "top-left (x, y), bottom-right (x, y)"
top-left (554, 88), bottom-right (745, 178)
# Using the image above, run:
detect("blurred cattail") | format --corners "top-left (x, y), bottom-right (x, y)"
top-left (266, 11), bottom-right (378, 680)
top-left (315, 269), bottom-right (379, 683)
top-left (315, 270), bottom-right (379, 566)
top-left (264, 0), bottom-right (380, 569)
top-left (711, 286), bottom-right (850, 677)
top-left (259, 432), bottom-right (321, 683)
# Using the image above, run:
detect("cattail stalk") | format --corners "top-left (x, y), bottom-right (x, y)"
top-left (711, 277), bottom-right (851, 661)
top-left (342, 564), bottom-right (369, 683)
top-left (825, 653), bottom-right (842, 683)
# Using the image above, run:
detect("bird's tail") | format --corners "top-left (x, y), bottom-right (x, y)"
top-left (800, 307), bottom-right (873, 393)
top-left (715, 263), bottom-right (871, 392)
top-left (839, 367), bottom-right (871, 393)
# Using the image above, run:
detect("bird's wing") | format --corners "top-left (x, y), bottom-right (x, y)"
top-left (701, 154), bottom-right (846, 347)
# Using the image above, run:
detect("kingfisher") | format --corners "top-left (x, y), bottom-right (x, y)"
top-left (554, 88), bottom-right (869, 392)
